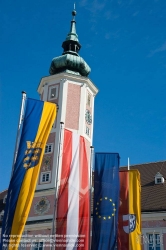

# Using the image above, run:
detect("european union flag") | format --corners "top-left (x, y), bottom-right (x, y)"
top-left (91, 153), bottom-right (120, 250)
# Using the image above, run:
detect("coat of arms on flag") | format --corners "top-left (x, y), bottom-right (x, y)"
top-left (23, 141), bottom-right (42, 169)
top-left (123, 214), bottom-right (136, 233)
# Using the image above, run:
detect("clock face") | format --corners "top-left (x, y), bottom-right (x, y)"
top-left (85, 109), bottom-right (92, 125)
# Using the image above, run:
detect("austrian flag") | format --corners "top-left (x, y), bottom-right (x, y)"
top-left (56, 129), bottom-right (90, 250)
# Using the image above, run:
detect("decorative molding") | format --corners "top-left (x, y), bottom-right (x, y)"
top-left (142, 212), bottom-right (166, 221)
top-left (34, 189), bottom-right (55, 197)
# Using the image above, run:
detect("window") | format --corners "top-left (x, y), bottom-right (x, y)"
top-left (148, 234), bottom-right (161, 250)
top-left (87, 94), bottom-right (91, 107)
top-left (45, 144), bottom-right (53, 154)
top-left (33, 242), bottom-right (43, 250)
top-left (41, 172), bottom-right (51, 183)
top-left (85, 127), bottom-right (90, 136)
top-left (154, 172), bottom-right (164, 184)
top-left (48, 85), bottom-right (59, 100)
top-left (157, 178), bottom-right (162, 184)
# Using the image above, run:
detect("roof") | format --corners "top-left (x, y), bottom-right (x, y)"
top-left (120, 160), bottom-right (166, 212)
top-left (0, 189), bottom-right (7, 227)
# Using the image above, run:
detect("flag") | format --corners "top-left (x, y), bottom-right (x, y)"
top-left (118, 170), bottom-right (141, 250)
top-left (0, 98), bottom-right (57, 250)
top-left (91, 153), bottom-right (120, 250)
top-left (56, 129), bottom-right (90, 250)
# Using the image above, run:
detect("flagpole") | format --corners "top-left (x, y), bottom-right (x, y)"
top-left (128, 157), bottom-right (130, 171)
top-left (89, 146), bottom-right (94, 250)
top-left (51, 121), bottom-right (64, 249)
top-left (128, 157), bottom-right (130, 235)
top-left (11, 91), bottom-right (27, 178)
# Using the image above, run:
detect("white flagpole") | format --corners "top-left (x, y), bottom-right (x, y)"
top-left (89, 146), bottom-right (94, 250)
top-left (51, 121), bottom-right (64, 249)
top-left (11, 91), bottom-right (27, 178)
top-left (128, 157), bottom-right (130, 233)
top-left (128, 157), bottom-right (130, 171)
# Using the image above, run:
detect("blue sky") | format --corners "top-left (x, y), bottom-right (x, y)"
top-left (0, 0), bottom-right (166, 191)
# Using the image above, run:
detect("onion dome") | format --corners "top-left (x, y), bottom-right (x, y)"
top-left (49, 8), bottom-right (91, 77)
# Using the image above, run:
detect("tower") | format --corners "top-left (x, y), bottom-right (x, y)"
top-left (26, 9), bottom-right (98, 241)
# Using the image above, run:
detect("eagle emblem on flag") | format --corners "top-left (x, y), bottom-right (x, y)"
top-left (123, 214), bottom-right (136, 233)
top-left (23, 141), bottom-right (42, 169)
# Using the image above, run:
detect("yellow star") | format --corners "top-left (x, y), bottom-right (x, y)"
top-left (113, 208), bottom-right (116, 211)
top-left (99, 216), bottom-right (101, 218)
top-left (100, 198), bottom-right (102, 201)
top-left (96, 212), bottom-right (98, 215)
top-left (97, 202), bottom-right (99, 205)
top-left (103, 217), bottom-right (106, 220)
top-left (95, 207), bottom-right (98, 210)
top-left (109, 199), bottom-right (112, 202)
top-left (112, 213), bottom-right (114, 216)
top-left (105, 197), bottom-right (108, 200)
top-left (113, 203), bottom-right (115, 206)
top-left (108, 216), bottom-right (111, 219)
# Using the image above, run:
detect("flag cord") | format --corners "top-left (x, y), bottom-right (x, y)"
top-left (89, 146), bottom-right (94, 250)
top-left (51, 121), bottom-right (64, 248)
top-left (10, 91), bottom-right (27, 178)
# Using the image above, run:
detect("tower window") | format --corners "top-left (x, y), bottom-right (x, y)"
top-left (45, 144), bottom-right (53, 154)
top-left (85, 127), bottom-right (90, 136)
top-left (87, 94), bottom-right (91, 107)
top-left (48, 85), bottom-right (59, 100)
top-left (41, 172), bottom-right (51, 183)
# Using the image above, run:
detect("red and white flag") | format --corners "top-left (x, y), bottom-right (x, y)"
top-left (56, 129), bottom-right (90, 250)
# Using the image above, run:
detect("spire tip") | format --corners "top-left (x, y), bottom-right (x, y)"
top-left (72, 3), bottom-right (76, 17)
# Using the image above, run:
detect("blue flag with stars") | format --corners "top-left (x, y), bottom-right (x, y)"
top-left (91, 153), bottom-right (120, 250)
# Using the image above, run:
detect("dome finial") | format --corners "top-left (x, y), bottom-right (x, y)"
top-left (49, 5), bottom-right (91, 76)
top-left (72, 3), bottom-right (76, 20)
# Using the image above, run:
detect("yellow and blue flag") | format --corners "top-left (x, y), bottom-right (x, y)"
top-left (0, 98), bottom-right (57, 250)
top-left (91, 153), bottom-right (120, 250)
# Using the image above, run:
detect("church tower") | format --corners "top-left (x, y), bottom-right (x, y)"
top-left (26, 9), bottom-right (98, 239)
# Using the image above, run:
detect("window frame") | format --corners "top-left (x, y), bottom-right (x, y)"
top-left (45, 143), bottom-right (53, 154)
top-left (87, 93), bottom-right (91, 107)
top-left (40, 172), bottom-right (51, 184)
top-left (85, 126), bottom-right (90, 136)
top-left (48, 85), bottom-right (59, 100)
top-left (156, 178), bottom-right (162, 184)
top-left (147, 233), bottom-right (162, 250)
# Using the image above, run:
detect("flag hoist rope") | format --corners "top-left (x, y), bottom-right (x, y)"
top-left (11, 91), bottom-right (27, 178)
top-left (51, 121), bottom-right (64, 249)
